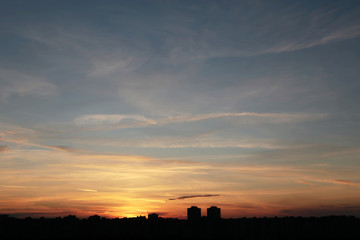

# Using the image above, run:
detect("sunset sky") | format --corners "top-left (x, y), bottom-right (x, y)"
top-left (1, 0), bottom-right (360, 219)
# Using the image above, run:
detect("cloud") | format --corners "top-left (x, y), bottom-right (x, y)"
top-left (1, 131), bottom-right (75, 153)
top-left (74, 112), bottom-right (327, 129)
top-left (1, 185), bottom-right (26, 189)
top-left (0, 185), bottom-right (38, 189)
top-left (0, 123), bottom-right (36, 148)
top-left (0, 68), bottom-right (57, 101)
top-left (302, 178), bottom-right (357, 186)
top-left (332, 180), bottom-right (356, 186)
top-left (88, 56), bottom-right (145, 77)
top-left (262, 24), bottom-right (360, 54)
top-left (75, 114), bottom-right (156, 127)
top-left (295, 180), bottom-right (314, 186)
top-left (77, 189), bottom-right (98, 192)
top-left (47, 146), bottom-right (75, 152)
top-left (98, 136), bottom-right (302, 150)
top-left (169, 194), bottom-right (220, 201)
top-left (0, 121), bottom-right (80, 153)
top-left (16, 23), bottom-right (147, 79)
top-left (0, 145), bottom-right (9, 152)
top-left (164, 112), bottom-right (327, 124)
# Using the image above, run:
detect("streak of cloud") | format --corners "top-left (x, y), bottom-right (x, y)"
top-left (0, 68), bottom-right (57, 101)
top-left (77, 189), bottom-right (98, 192)
top-left (295, 180), bottom-right (314, 186)
top-left (305, 178), bottom-right (357, 186)
top-left (333, 180), bottom-right (356, 186)
top-left (262, 24), bottom-right (360, 55)
top-left (74, 114), bottom-right (156, 126)
top-left (74, 112), bottom-right (327, 129)
top-left (94, 136), bottom-right (307, 150)
top-left (0, 122), bottom-right (79, 153)
top-left (1, 185), bottom-right (38, 189)
top-left (47, 145), bottom-right (75, 152)
top-left (169, 194), bottom-right (220, 201)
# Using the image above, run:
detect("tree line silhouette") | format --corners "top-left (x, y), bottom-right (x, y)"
top-left (0, 213), bottom-right (359, 239)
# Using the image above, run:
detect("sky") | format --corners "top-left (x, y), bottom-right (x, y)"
top-left (1, 0), bottom-right (360, 219)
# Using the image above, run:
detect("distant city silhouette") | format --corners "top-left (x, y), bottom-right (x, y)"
top-left (1, 207), bottom-right (360, 239)
top-left (148, 213), bottom-right (159, 220)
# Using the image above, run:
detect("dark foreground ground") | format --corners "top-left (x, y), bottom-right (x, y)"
top-left (1, 215), bottom-right (359, 239)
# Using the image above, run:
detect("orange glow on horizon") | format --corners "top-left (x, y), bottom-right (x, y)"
top-left (1, 149), bottom-right (360, 219)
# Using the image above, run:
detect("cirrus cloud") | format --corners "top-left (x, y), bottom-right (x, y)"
top-left (0, 68), bottom-right (57, 101)
top-left (74, 112), bottom-right (328, 128)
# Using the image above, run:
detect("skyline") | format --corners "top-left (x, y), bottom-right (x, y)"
top-left (1, 0), bottom-right (360, 219)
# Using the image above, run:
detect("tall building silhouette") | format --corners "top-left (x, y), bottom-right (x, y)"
top-left (187, 206), bottom-right (201, 220)
top-left (207, 206), bottom-right (221, 219)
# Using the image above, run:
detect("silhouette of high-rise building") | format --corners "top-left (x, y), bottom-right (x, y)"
top-left (187, 206), bottom-right (201, 220)
top-left (207, 206), bottom-right (221, 219)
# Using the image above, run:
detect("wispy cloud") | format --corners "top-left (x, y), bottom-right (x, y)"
top-left (169, 194), bottom-right (220, 201)
top-left (157, 112), bottom-right (327, 124)
top-left (0, 145), bottom-right (9, 152)
top-left (295, 180), bottom-right (314, 186)
top-left (75, 112), bottom-right (327, 128)
top-left (88, 56), bottom-right (145, 77)
top-left (302, 178), bottom-right (357, 186)
top-left (262, 24), bottom-right (360, 54)
top-left (71, 112), bottom-right (328, 150)
top-left (1, 185), bottom-right (31, 189)
top-left (332, 180), bottom-right (356, 186)
top-left (0, 123), bottom-right (36, 146)
top-left (0, 121), bottom-right (80, 153)
top-left (75, 114), bottom-right (156, 127)
top-left (1, 132), bottom-right (75, 153)
top-left (46, 145), bottom-right (76, 152)
top-left (0, 68), bottom-right (57, 101)
top-left (16, 24), bottom-right (147, 79)
top-left (94, 135), bottom-right (305, 150)
top-left (77, 189), bottom-right (98, 192)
